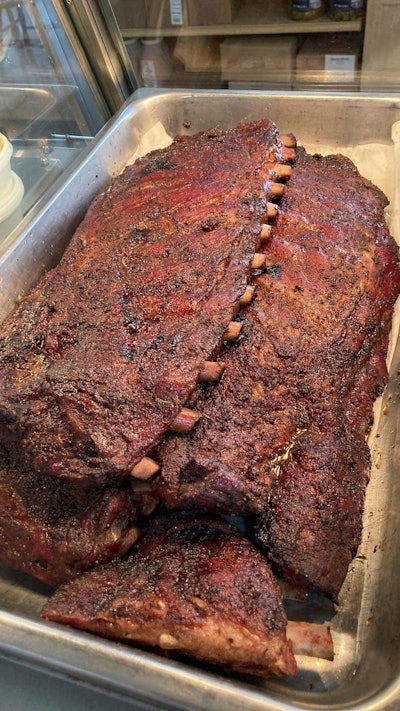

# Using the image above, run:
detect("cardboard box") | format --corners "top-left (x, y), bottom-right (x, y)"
top-left (145, 0), bottom-right (189, 28)
top-left (220, 35), bottom-right (298, 84)
top-left (295, 33), bottom-right (362, 86)
top-left (187, 0), bottom-right (239, 26)
top-left (111, 0), bottom-right (147, 28)
top-left (174, 36), bottom-right (220, 72)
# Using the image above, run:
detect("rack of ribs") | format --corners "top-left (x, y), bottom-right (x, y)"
top-left (156, 147), bottom-right (400, 598)
top-left (41, 510), bottom-right (333, 678)
top-left (0, 119), bottom-right (290, 487)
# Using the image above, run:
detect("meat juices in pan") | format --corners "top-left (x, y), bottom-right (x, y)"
top-left (156, 148), bottom-right (400, 598)
top-left (0, 120), bottom-right (288, 487)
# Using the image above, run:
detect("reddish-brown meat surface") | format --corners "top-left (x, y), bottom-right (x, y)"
top-left (41, 511), bottom-right (297, 678)
top-left (0, 449), bottom-right (156, 586)
top-left (256, 342), bottom-right (387, 598)
top-left (156, 148), bottom-right (400, 597)
top-left (0, 120), bottom-right (285, 486)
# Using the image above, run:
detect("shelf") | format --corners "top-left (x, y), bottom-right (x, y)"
top-left (121, 0), bottom-right (362, 38)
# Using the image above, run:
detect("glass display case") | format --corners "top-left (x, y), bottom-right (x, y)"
top-left (0, 0), bottom-right (118, 232)
top-left (107, 0), bottom-right (400, 92)
top-left (1, 0), bottom-right (399, 246)
top-left (0, 0), bottom-right (108, 218)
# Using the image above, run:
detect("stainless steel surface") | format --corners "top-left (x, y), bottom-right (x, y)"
top-left (0, 89), bottom-right (400, 710)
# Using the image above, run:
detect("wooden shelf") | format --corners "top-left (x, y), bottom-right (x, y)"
top-left (121, 0), bottom-right (362, 38)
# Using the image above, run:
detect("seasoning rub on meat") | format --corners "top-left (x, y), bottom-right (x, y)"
top-left (1, 118), bottom-right (398, 682)
top-left (41, 511), bottom-right (333, 678)
top-left (156, 147), bottom-right (400, 597)
top-left (0, 119), bottom-right (290, 487)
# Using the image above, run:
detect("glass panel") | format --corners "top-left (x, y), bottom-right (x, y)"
top-left (0, 0), bottom-right (110, 237)
top-left (108, 0), bottom-right (400, 93)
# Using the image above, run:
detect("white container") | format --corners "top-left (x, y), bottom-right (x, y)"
top-left (139, 38), bottom-right (172, 87)
top-left (0, 133), bottom-right (13, 196)
top-left (0, 133), bottom-right (24, 240)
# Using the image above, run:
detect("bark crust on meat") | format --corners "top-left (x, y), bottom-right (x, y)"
top-left (41, 511), bottom-right (297, 678)
top-left (0, 448), bottom-right (157, 586)
top-left (0, 120), bottom-right (284, 487)
top-left (156, 148), bottom-right (400, 597)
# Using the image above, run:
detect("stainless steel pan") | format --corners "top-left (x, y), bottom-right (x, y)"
top-left (0, 89), bottom-right (400, 711)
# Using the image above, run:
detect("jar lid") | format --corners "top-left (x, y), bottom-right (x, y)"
top-left (0, 133), bottom-right (13, 174)
top-left (141, 37), bottom-right (164, 45)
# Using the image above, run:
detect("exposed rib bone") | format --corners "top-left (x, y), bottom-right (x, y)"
top-left (260, 223), bottom-right (272, 241)
top-left (131, 456), bottom-right (160, 480)
top-left (268, 183), bottom-right (285, 198)
top-left (170, 407), bottom-right (201, 433)
top-left (239, 284), bottom-right (256, 306)
top-left (280, 132), bottom-right (297, 148)
top-left (267, 202), bottom-right (278, 219)
top-left (274, 164), bottom-right (292, 180)
top-left (251, 253), bottom-right (267, 270)
top-left (223, 321), bottom-right (243, 341)
top-left (282, 146), bottom-right (297, 162)
top-left (198, 360), bottom-right (226, 383)
top-left (287, 621), bottom-right (334, 661)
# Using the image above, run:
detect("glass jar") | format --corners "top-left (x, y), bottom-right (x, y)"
top-left (289, 0), bottom-right (324, 21)
top-left (139, 38), bottom-right (172, 88)
top-left (328, 0), bottom-right (363, 20)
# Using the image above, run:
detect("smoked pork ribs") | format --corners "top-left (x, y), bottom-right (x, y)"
top-left (1, 118), bottom-right (399, 679)
top-left (41, 511), bottom-right (299, 678)
top-left (156, 147), bottom-right (400, 598)
top-left (0, 450), bottom-right (157, 586)
top-left (0, 120), bottom-right (289, 487)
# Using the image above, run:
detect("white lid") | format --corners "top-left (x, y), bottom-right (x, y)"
top-left (0, 171), bottom-right (24, 223)
top-left (0, 133), bottom-right (13, 174)
top-left (141, 37), bottom-right (164, 45)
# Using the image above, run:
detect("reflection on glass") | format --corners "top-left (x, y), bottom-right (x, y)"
top-left (109, 0), bottom-right (399, 93)
top-left (0, 0), bottom-right (108, 231)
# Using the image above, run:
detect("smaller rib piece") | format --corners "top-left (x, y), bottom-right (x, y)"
top-left (0, 449), bottom-right (156, 586)
top-left (41, 511), bottom-right (297, 678)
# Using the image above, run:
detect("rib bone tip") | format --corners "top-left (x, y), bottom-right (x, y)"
top-left (282, 146), bottom-right (297, 162)
top-left (274, 164), bottom-right (292, 180)
top-left (266, 202), bottom-right (278, 219)
top-left (268, 182), bottom-right (285, 198)
top-left (198, 360), bottom-right (226, 383)
top-left (260, 223), bottom-right (272, 241)
top-left (281, 132), bottom-right (297, 148)
top-left (130, 456), bottom-right (160, 480)
top-left (170, 407), bottom-right (201, 434)
top-left (239, 284), bottom-right (256, 306)
top-left (251, 253), bottom-right (267, 270)
top-left (223, 320), bottom-right (243, 341)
